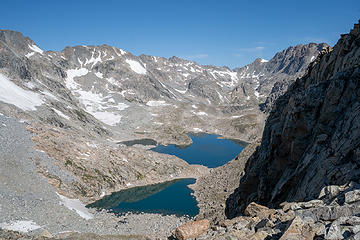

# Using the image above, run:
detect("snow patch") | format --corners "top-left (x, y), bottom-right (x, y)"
top-left (41, 91), bottom-right (58, 101)
top-left (57, 193), bottom-right (93, 220)
top-left (65, 68), bottom-right (128, 126)
top-left (260, 58), bottom-right (268, 63)
top-left (0, 220), bottom-right (41, 233)
top-left (94, 72), bottom-right (103, 78)
top-left (125, 59), bottom-right (147, 74)
top-left (76, 90), bottom-right (128, 126)
top-left (65, 68), bottom-right (89, 90)
top-left (194, 111), bottom-right (208, 116)
top-left (174, 88), bottom-right (187, 94)
top-left (25, 52), bottom-right (35, 58)
top-left (193, 128), bottom-right (203, 132)
top-left (0, 74), bottom-right (43, 111)
top-left (24, 81), bottom-right (36, 89)
top-left (85, 51), bottom-right (102, 68)
top-left (310, 56), bottom-right (316, 62)
top-left (90, 111), bottom-right (123, 126)
top-left (182, 73), bottom-right (190, 78)
top-left (146, 100), bottom-right (169, 107)
top-left (52, 108), bottom-right (70, 120)
top-left (28, 44), bottom-right (43, 54)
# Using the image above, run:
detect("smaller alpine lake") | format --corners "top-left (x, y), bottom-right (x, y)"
top-left (88, 133), bottom-right (246, 216)
top-left (151, 133), bottom-right (246, 168)
top-left (87, 179), bottom-right (198, 216)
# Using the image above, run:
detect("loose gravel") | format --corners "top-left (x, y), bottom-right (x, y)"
top-left (0, 115), bottom-right (190, 239)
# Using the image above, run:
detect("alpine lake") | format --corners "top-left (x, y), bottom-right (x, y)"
top-left (87, 133), bottom-right (246, 217)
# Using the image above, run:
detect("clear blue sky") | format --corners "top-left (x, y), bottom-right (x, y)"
top-left (1, 0), bottom-right (359, 68)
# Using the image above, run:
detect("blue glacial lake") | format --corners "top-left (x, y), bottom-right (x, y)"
top-left (88, 134), bottom-right (246, 216)
top-left (151, 133), bottom-right (246, 168)
top-left (87, 178), bottom-right (198, 216)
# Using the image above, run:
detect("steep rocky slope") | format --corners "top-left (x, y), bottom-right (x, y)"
top-left (226, 20), bottom-right (360, 217)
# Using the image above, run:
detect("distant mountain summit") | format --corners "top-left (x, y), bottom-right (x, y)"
top-left (232, 43), bottom-right (329, 112)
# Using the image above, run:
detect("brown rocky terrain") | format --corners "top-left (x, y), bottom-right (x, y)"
top-left (27, 122), bottom-right (208, 203)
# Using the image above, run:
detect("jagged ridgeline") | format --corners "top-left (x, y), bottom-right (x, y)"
top-left (0, 29), bottom-right (327, 146)
top-left (226, 20), bottom-right (360, 217)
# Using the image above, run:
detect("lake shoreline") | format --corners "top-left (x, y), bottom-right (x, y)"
top-left (88, 133), bottom-right (245, 217)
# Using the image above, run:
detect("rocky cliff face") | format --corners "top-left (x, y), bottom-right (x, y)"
top-left (226, 21), bottom-right (360, 218)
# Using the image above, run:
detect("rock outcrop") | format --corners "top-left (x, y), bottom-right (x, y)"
top-left (174, 219), bottom-right (210, 240)
top-left (197, 183), bottom-right (360, 239)
top-left (226, 20), bottom-right (360, 217)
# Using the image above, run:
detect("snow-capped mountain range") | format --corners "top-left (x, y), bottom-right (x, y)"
top-left (0, 30), bottom-right (327, 143)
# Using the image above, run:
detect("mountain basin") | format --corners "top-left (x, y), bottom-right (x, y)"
top-left (87, 133), bottom-right (245, 216)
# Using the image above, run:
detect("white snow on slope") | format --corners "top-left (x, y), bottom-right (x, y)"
top-left (0, 220), bottom-right (41, 233)
top-left (25, 52), bottom-right (35, 58)
top-left (85, 51), bottom-right (102, 68)
top-left (174, 88), bottom-right (187, 94)
top-left (146, 100), bottom-right (169, 107)
top-left (260, 58), bottom-right (268, 63)
top-left (76, 89), bottom-right (128, 126)
top-left (52, 108), bottom-right (70, 120)
top-left (28, 44), bottom-right (43, 54)
top-left (94, 72), bottom-right (103, 78)
top-left (125, 59), bottom-right (147, 74)
top-left (65, 69), bottom-right (128, 126)
top-left (0, 73), bottom-right (43, 110)
top-left (310, 56), bottom-right (316, 62)
top-left (193, 127), bottom-right (203, 132)
top-left (193, 111), bottom-right (208, 116)
top-left (57, 193), bottom-right (93, 220)
top-left (65, 68), bottom-right (89, 90)
top-left (90, 111), bottom-right (123, 126)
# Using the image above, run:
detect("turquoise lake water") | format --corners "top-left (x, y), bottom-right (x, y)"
top-left (87, 134), bottom-right (245, 216)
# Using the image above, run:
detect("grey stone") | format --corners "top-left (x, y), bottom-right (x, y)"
top-left (345, 190), bottom-right (360, 204)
